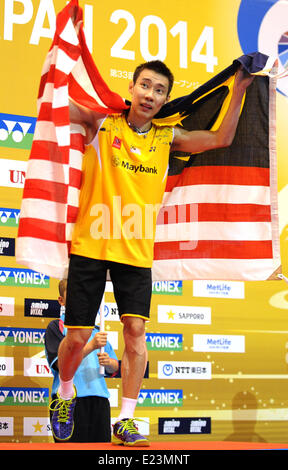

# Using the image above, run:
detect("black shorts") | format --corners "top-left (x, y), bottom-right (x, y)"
top-left (65, 254), bottom-right (152, 327)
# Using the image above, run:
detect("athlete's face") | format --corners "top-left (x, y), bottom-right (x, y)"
top-left (128, 69), bottom-right (170, 123)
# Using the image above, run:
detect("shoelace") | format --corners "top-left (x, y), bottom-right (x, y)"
top-left (117, 419), bottom-right (141, 435)
top-left (49, 397), bottom-right (74, 423)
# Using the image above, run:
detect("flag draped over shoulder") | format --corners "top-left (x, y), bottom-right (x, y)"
top-left (16, 0), bottom-right (281, 281)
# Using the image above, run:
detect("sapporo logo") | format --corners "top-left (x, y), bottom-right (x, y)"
top-left (0, 268), bottom-right (49, 288)
top-left (0, 113), bottom-right (36, 149)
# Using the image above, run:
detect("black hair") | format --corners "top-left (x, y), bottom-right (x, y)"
top-left (133, 60), bottom-right (174, 96)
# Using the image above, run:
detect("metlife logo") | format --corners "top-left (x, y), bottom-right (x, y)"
top-left (146, 333), bottom-right (182, 351)
top-left (193, 280), bottom-right (245, 299)
top-left (0, 268), bottom-right (49, 288)
top-left (158, 361), bottom-right (211, 380)
top-left (138, 389), bottom-right (183, 407)
top-left (193, 334), bottom-right (245, 353)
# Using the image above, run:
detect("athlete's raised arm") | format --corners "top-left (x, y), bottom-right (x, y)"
top-left (69, 98), bottom-right (107, 144)
top-left (171, 68), bottom-right (254, 154)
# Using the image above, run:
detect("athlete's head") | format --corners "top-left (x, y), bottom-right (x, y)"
top-left (133, 60), bottom-right (174, 97)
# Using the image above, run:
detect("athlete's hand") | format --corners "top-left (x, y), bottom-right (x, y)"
top-left (234, 66), bottom-right (255, 92)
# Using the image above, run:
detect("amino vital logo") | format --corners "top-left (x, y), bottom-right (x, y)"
top-left (0, 208), bottom-right (20, 227)
top-left (0, 387), bottom-right (49, 406)
top-left (138, 389), bottom-right (183, 407)
top-left (0, 238), bottom-right (15, 256)
top-left (0, 113), bottom-right (36, 149)
top-left (0, 268), bottom-right (49, 288)
top-left (152, 281), bottom-right (182, 295)
top-left (0, 327), bottom-right (45, 346)
top-left (146, 333), bottom-right (182, 351)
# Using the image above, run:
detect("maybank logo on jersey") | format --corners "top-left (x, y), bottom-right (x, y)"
top-left (0, 113), bottom-right (36, 149)
top-left (115, 158), bottom-right (158, 175)
top-left (138, 389), bottom-right (183, 407)
top-left (0, 387), bottom-right (49, 406)
top-left (146, 333), bottom-right (182, 351)
top-left (0, 208), bottom-right (20, 227)
top-left (152, 280), bottom-right (182, 295)
top-left (0, 327), bottom-right (45, 347)
top-left (0, 268), bottom-right (49, 287)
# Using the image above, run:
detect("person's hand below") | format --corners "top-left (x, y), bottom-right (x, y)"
top-left (92, 331), bottom-right (108, 349)
top-left (97, 352), bottom-right (112, 366)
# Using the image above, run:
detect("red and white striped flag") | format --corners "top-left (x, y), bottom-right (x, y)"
top-left (16, 0), bottom-right (127, 279)
top-left (16, 0), bottom-right (281, 281)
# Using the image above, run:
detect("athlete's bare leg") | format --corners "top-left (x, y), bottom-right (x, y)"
top-left (58, 328), bottom-right (93, 381)
top-left (121, 316), bottom-right (147, 399)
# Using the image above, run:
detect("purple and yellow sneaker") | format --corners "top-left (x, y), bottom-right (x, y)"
top-left (49, 388), bottom-right (77, 441)
top-left (112, 418), bottom-right (150, 446)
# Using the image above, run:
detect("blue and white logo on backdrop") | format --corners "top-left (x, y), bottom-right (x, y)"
top-left (238, 0), bottom-right (288, 97)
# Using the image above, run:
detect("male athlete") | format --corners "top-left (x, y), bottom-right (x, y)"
top-left (50, 59), bottom-right (254, 445)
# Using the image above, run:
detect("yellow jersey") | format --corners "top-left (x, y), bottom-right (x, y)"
top-left (70, 113), bottom-right (174, 268)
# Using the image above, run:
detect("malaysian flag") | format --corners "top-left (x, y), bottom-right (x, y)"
top-left (16, 0), bottom-right (281, 281)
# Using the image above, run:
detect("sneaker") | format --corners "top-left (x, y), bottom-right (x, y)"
top-left (112, 418), bottom-right (150, 446)
top-left (49, 388), bottom-right (77, 441)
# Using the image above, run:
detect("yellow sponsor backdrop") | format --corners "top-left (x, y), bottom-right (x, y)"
top-left (0, 0), bottom-right (288, 443)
